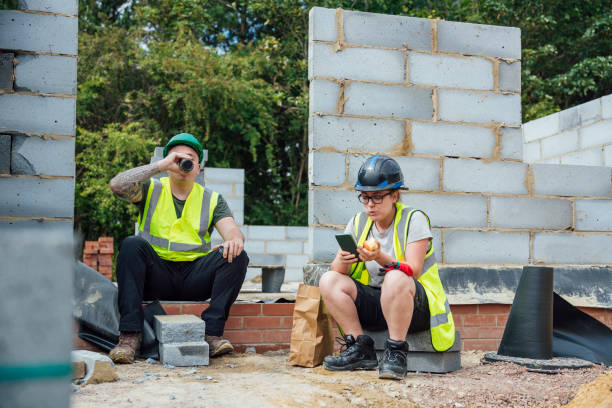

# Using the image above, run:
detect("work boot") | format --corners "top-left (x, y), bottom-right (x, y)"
top-left (109, 332), bottom-right (142, 364)
top-left (378, 338), bottom-right (408, 380)
top-left (205, 335), bottom-right (234, 357)
top-left (323, 334), bottom-right (378, 371)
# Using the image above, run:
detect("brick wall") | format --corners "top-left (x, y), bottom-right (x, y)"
top-left (82, 237), bottom-right (114, 280)
top-left (307, 7), bottom-right (612, 268)
top-left (523, 95), bottom-right (612, 166)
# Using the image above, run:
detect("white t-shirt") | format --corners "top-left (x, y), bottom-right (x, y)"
top-left (344, 210), bottom-right (433, 288)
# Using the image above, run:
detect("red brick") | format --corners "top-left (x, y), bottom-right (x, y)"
top-left (83, 254), bottom-right (97, 266)
top-left (234, 344), bottom-right (289, 353)
top-left (224, 317), bottom-right (243, 330)
top-left (98, 266), bottom-right (112, 277)
top-left (98, 237), bottom-right (113, 243)
top-left (97, 254), bottom-right (113, 266)
top-left (462, 339), bottom-right (499, 351)
top-left (452, 315), bottom-right (463, 327)
top-left (162, 304), bottom-right (182, 314)
top-left (182, 303), bottom-right (208, 316)
top-left (84, 241), bottom-right (99, 253)
top-left (463, 314), bottom-right (496, 327)
top-left (230, 304), bottom-right (262, 316)
top-left (224, 330), bottom-right (263, 344)
top-left (450, 305), bottom-right (478, 315)
top-left (458, 327), bottom-right (479, 339)
top-left (478, 327), bottom-right (505, 339)
top-left (496, 314), bottom-right (509, 327)
top-left (262, 329), bottom-right (292, 343)
top-left (99, 247), bottom-right (114, 255)
top-left (98, 237), bottom-right (114, 254)
top-left (262, 304), bottom-right (295, 316)
top-left (478, 304), bottom-right (511, 314)
top-left (244, 316), bottom-right (282, 329)
top-left (281, 317), bottom-right (293, 329)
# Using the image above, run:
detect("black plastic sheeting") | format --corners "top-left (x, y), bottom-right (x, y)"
top-left (498, 266), bottom-right (554, 360)
top-left (552, 292), bottom-right (612, 366)
top-left (73, 261), bottom-right (163, 359)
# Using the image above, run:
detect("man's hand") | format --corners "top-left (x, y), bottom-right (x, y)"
top-left (213, 238), bottom-right (244, 263)
top-left (356, 245), bottom-right (380, 262)
top-left (157, 151), bottom-right (193, 175)
top-left (338, 249), bottom-right (359, 265)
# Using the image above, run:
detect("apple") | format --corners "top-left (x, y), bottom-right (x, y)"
top-left (363, 238), bottom-right (380, 251)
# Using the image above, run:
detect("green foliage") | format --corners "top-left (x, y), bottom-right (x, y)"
top-left (75, 123), bottom-right (160, 240)
top-left (76, 0), bottom-right (611, 243)
top-left (0, 0), bottom-right (18, 10)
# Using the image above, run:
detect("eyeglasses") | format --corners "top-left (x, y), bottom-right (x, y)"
top-left (357, 191), bottom-right (393, 204)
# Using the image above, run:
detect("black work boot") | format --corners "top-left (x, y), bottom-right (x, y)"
top-left (378, 338), bottom-right (408, 380)
top-left (323, 334), bottom-right (378, 371)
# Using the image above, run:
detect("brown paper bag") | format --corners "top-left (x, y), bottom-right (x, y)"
top-left (289, 283), bottom-right (335, 367)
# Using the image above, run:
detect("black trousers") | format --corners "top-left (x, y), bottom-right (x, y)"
top-left (116, 236), bottom-right (248, 336)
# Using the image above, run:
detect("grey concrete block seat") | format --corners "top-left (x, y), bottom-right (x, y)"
top-left (364, 329), bottom-right (461, 373)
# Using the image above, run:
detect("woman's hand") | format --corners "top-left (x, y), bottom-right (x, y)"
top-left (338, 250), bottom-right (359, 265)
top-left (357, 245), bottom-right (380, 262)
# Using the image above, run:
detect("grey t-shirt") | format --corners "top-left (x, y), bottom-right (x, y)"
top-left (136, 179), bottom-right (233, 234)
top-left (344, 210), bottom-right (432, 288)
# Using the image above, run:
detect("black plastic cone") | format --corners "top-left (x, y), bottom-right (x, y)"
top-left (497, 266), bottom-right (554, 359)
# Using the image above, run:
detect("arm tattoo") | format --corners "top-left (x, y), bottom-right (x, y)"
top-left (109, 163), bottom-right (160, 203)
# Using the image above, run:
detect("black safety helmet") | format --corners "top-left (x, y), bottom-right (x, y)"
top-left (355, 155), bottom-right (404, 191)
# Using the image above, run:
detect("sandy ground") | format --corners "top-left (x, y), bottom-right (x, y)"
top-left (71, 350), bottom-right (610, 408)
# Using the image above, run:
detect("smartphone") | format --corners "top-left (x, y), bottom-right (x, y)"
top-left (335, 234), bottom-right (359, 258)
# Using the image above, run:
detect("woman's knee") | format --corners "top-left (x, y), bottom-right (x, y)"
top-left (319, 271), bottom-right (356, 299)
top-left (382, 270), bottom-right (416, 298)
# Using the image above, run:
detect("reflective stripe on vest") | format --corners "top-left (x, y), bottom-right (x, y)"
top-left (137, 177), bottom-right (218, 261)
top-left (348, 203), bottom-right (455, 351)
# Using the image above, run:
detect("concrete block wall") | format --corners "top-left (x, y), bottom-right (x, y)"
top-left (212, 225), bottom-right (310, 281)
top-left (308, 7), bottom-right (612, 268)
top-left (523, 94), bottom-right (612, 166)
top-left (0, 3), bottom-right (77, 237)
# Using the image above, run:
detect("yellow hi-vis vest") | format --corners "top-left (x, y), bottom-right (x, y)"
top-left (348, 203), bottom-right (455, 351)
top-left (136, 177), bottom-right (219, 261)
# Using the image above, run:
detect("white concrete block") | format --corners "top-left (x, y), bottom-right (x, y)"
top-left (400, 192), bottom-right (488, 228)
top-left (154, 315), bottom-right (205, 343)
top-left (14, 54), bottom-right (77, 94)
top-left (560, 148), bottom-right (603, 166)
top-left (204, 182), bottom-right (233, 196)
top-left (579, 120), bottom-right (612, 149)
top-left (311, 226), bottom-right (343, 262)
top-left (411, 122), bottom-right (496, 158)
top-left (410, 53), bottom-right (493, 90)
top-left (538, 157), bottom-right (561, 164)
top-left (159, 341), bottom-right (209, 367)
top-left (349, 154), bottom-right (440, 191)
top-left (522, 140), bottom-right (541, 163)
top-left (18, 0), bottom-right (78, 15)
top-left (0, 11), bottom-right (77, 55)
top-left (233, 211), bottom-right (244, 226)
top-left (286, 226), bottom-right (308, 240)
top-left (309, 115), bottom-right (406, 153)
top-left (499, 61), bottom-right (521, 92)
top-left (443, 158), bottom-right (527, 194)
top-left (248, 225), bottom-right (286, 240)
top-left (523, 113), bottom-right (559, 142)
top-left (309, 79), bottom-right (339, 115)
top-left (0, 94), bottom-right (75, 136)
top-left (204, 167), bottom-right (244, 183)
top-left (344, 82), bottom-right (433, 120)
top-left (604, 145), bottom-right (612, 167)
top-left (437, 20), bottom-right (521, 59)
top-left (285, 267), bottom-right (303, 282)
top-left (445, 230), bottom-right (529, 264)
top-left (500, 127), bottom-right (522, 160)
top-left (343, 9), bottom-right (431, 50)
top-left (559, 99), bottom-right (601, 131)
top-left (224, 197), bottom-right (244, 213)
top-left (533, 233), bottom-right (612, 264)
top-left (309, 7), bottom-right (338, 42)
top-left (575, 199), bottom-right (612, 231)
top-left (0, 177), bottom-right (73, 217)
top-left (431, 228), bottom-right (442, 259)
top-left (490, 197), bottom-right (572, 230)
top-left (286, 254), bottom-right (310, 268)
top-left (309, 42), bottom-right (405, 82)
top-left (249, 253), bottom-right (284, 267)
top-left (531, 163), bottom-right (611, 197)
top-left (438, 90), bottom-right (521, 125)
top-left (602, 94), bottom-right (612, 119)
top-left (244, 240), bottom-right (265, 253)
top-left (540, 130), bottom-right (578, 158)
top-left (11, 135), bottom-right (74, 176)
top-left (309, 188), bottom-right (362, 226)
top-left (266, 240), bottom-right (303, 255)
top-left (309, 151), bottom-right (346, 186)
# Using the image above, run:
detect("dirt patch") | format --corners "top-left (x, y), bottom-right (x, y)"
top-left (561, 370), bottom-right (612, 408)
top-left (71, 351), bottom-right (608, 408)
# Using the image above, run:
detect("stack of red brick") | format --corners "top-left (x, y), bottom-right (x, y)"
top-left (83, 237), bottom-right (114, 280)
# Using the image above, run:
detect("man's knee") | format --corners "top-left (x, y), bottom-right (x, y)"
top-left (119, 235), bottom-right (149, 253)
top-left (382, 270), bottom-right (416, 298)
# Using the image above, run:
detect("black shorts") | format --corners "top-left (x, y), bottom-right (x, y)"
top-left (353, 277), bottom-right (430, 333)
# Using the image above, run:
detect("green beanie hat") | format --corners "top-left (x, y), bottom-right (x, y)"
top-left (163, 133), bottom-right (204, 163)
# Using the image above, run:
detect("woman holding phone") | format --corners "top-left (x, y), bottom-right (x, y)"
top-left (319, 155), bottom-right (455, 380)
